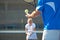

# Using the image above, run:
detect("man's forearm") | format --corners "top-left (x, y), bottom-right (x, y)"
top-left (30, 10), bottom-right (40, 18)
top-left (25, 9), bottom-right (41, 18)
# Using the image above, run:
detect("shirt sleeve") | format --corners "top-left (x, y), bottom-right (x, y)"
top-left (25, 24), bottom-right (28, 29)
top-left (36, 0), bottom-right (44, 11)
top-left (33, 23), bottom-right (36, 28)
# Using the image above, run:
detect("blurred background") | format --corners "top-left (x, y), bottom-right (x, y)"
top-left (0, 0), bottom-right (43, 40)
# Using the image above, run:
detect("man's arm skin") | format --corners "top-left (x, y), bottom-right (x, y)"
top-left (25, 9), bottom-right (41, 18)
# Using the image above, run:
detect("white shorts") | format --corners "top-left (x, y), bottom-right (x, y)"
top-left (42, 30), bottom-right (60, 40)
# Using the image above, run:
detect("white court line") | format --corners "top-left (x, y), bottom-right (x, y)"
top-left (0, 30), bottom-right (43, 33)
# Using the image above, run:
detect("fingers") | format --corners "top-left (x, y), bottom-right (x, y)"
top-left (25, 14), bottom-right (29, 18)
top-left (25, 14), bottom-right (31, 18)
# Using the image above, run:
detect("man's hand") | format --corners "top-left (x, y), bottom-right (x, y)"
top-left (25, 10), bottom-right (40, 18)
top-left (25, 14), bottom-right (31, 18)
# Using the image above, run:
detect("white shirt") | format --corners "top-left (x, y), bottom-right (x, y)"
top-left (25, 23), bottom-right (37, 39)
